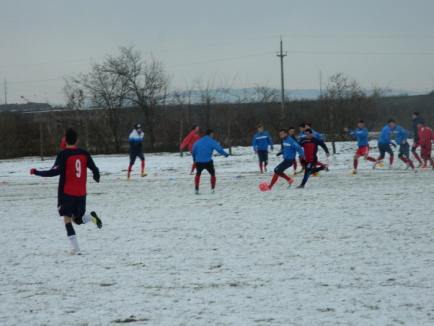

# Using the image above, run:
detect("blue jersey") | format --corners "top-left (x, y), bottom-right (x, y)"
top-left (128, 129), bottom-right (144, 152)
top-left (192, 135), bottom-right (229, 163)
top-left (349, 128), bottom-right (369, 147)
top-left (378, 125), bottom-right (394, 145)
top-left (252, 131), bottom-right (273, 151)
top-left (281, 136), bottom-right (304, 160)
top-left (394, 125), bottom-right (409, 144)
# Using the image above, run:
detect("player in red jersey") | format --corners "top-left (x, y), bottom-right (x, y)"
top-left (30, 128), bottom-right (102, 255)
top-left (180, 125), bottom-right (201, 174)
top-left (417, 122), bottom-right (434, 168)
top-left (297, 129), bottom-right (330, 188)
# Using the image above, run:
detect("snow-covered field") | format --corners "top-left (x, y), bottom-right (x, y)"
top-left (1, 142), bottom-right (434, 326)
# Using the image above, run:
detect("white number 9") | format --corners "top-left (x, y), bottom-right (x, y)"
top-left (75, 159), bottom-right (82, 178)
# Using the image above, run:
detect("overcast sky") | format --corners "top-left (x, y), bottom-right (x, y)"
top-left (1, 0), bottom-right (434, 104)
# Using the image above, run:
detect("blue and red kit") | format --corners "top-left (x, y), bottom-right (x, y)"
top-left (298, 137), bottom-right (329, 187)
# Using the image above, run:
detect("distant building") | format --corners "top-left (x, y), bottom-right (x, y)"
top-left (0, 102), bottom-right (56, 113)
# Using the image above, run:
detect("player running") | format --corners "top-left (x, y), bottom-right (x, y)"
top-left (252, 124), bottom-right (274, 173)
top-left (411, 112), bottom-right (424, 166)
top-left (267, 129), bottom-right (304, 190)
top-left (192, 129), bottom-right (229, 194)
top-left (374, 119), bottom-right (397, 169)
top-left (297, 128), bottom-right (330, 188)
top-left (30, 128), bottom-right (102, 255)
top-left (394, 125), bottom-right (416, 170)
top-left (127, 123), bottom-right (146, 179)
top-left (416, 122), bottom-right (434, 169)
top-left (344, 120), bottom-right (376, 174)
top-left (180, 125), bottom-right (201, 174)
top-left (277, 127), bottom-right (300, 174)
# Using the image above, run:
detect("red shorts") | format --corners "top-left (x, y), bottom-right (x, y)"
top-left (355, 145), bottom-right (369, 156)
top-left (421, 145), bottom-right (432, 160)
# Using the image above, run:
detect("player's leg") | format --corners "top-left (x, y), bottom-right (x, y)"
top-left (263, 151), bottom-right (269, 172)
top-left (138, 152), bottom-right (146, 177)
top-left (364, 146), bottom-right (377, 163)
top-left (386, 145), bottom-right (394, 167)
top-left (270, 160), bottom-right (293, 189)
top-left (257, 151), bottom-right (265, 173)
top-left (195, 163), bottom-right (205, 193)
top-left (59, 195), bottom-right (80, 253)
top-left (412, 142), bottom-right (422, 166)
top-left (72, 196), bottom-right (102, 229)
top-left (64, 216), bottom-right (80, 254)
top-left (298, 162), bottom-right (313, 188)
top-left (206, 162), bottom-right (217, 192)
top-left (374, 144), bottom-right (386, 169)
top-left (128, 153), bottom-right (137, 179)
top-left (190, 157), bottom-right (196, 175)
top-left (353, 152), bottom-right (360, 173)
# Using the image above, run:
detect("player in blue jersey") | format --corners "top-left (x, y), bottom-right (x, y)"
top-left (127, 124), bottom-right (146, 179)
top-left (252, 124), bottom-right (274, 173)
top-left (374, 119), bottom-right (397, 169)
top-left (394, 125), bottom-right (415, 170)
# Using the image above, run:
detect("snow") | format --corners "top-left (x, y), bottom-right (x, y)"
top-left (1, 142), bottom-right (434, 325)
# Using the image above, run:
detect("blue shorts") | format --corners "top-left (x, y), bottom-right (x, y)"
top-left (58, 195), bottom-right (86, 218)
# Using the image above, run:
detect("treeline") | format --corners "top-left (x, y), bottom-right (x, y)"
top-left (1, 93), bottom-right (434, 159)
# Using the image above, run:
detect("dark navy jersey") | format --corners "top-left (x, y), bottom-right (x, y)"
top-left (35, 147), bottom-right (99, 199)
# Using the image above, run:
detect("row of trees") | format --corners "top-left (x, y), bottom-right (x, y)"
top-left (63, 46), bottom-right (391, 152)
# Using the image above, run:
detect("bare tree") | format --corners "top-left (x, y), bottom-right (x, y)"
top-left (253, 85), bottom-right (280, 103)
top-left (63, 77), bottom-right (84, 111)
top-left (106, 46), bottom-right (169, 150)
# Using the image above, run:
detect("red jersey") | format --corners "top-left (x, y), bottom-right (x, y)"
top-left (180, 131), bottom-right (200, 152)
top-left (34, 147), bottom-right (99, 199)
top-left (418, 127), bottom-right (433, 146)
top-left (299, 138), bottom-right (329, 163)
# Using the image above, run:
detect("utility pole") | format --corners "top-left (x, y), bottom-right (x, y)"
top-left (276, 36), bottom-right (287, 113)
top-left (3, 78), bottom-right (7, 104)
top-left (319, 70), bottom-right (323, 98)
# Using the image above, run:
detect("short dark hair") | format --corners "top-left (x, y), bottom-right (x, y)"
top-left (299, 123), bottom-right (305, 128)
top-left (279, 128), bottom-right (288, 133)
top-left (191, 125), bottom-right (198, 130)
top-left (304, 128), bottom-right (313, 134)
top-left (305, 122), bottom-right (312, 127)
top-left (256, 123), bottom-right (263, 128)
top-left (65, 128), bottom-right (78, 145)
top-left (206, 129), bottom-right (213, 135)
top-left (288, 126), bottom-right (295, 130)
top-left (358, 119), bottom-right (364, 123)
top-left (413, 112), bottom-right (420, 116)
top-left (388, 119), bottom-right (396, 124)
top-left (134, 123), bottom-right (142, 129)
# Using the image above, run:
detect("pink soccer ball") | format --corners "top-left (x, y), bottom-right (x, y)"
top-left (259, 182), bottom-right (270, 192)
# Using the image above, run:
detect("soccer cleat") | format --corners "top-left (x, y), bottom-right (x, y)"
top-left (90, 211), bottom-right (102, 229)
top-left (195, 189), bottom-right (199, 195)
top-left (211, 189), bottom-right (215, 194)
top-left (141, 171), bottom-right (147, 177)
top-left (313, 172), bottom-right (319, 177)
top-left (352, 169), bottom-right (357, 175)
top-left (296, 185), bottom-right (305, 189)
top-left (69, 249), bottom-right (81, 256)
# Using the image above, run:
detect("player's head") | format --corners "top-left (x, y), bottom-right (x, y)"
top-left (304, 128), bottom-right (314, 139)
top-left (305, 122), bottom-right (312, 128)
top-left (298, 123), bottom-right (306, 132)
top-left (279, 128), bottom-right (288, 139)
top-left (357, 120), bottom-right (365, 128)
top-left (206, 129), bottom-right (214, 137)
top-left (65, 128), bottom-right (78, 146)
top-left (387, 119), bottom-right (396, 129)
top-left (256, 123), bottom-right (264, 132)
top-left (412, 111), bottom-right (420, 119)
top-left (191, 125), bottom-right (199, 132)
top-left (134, 123), bottom-right (142, 131)
top-left (288, 126), bottom-right (295, 135)
top-left (417, 121), bottom-right (425, 129)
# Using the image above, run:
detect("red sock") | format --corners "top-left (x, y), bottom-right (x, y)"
top-left (211, 176), bottom-right (216, 189)
top-left (269, 173), bottom-right (279, 188)
top-left (194, 175), bottom-right (201, 190)
top-left (389, 156), bottom-right (394, 166)
top-left (190, 163), bottom-right (196, 174)
top-left (293, 160), bottom-right (298, 171)
top-left (259, 162), bottom-right (264, 173)
top-left (366, 156), bottom-right (376, 162)
top-left (278, 172), bottom-right (293, 184)
top-left (127, 164), bottom-right (132, 177)
top-left (141, 160), bottom-right (145, 174)
top-left (353, 159), bottom-right (358, 170)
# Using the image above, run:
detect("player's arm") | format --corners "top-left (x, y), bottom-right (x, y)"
top-left (180, 134), bottom-right (190, 150)
top-left (314, 138), bottom-right (330, 156)
top-left (87, 154), bottom-right (100, 183)
top-left (295, 142), bottom-right (305, 160)
top-left (192, 143), bottom-right (198, 161)
top-left (31, 154), bottom-right (62, 177)
top-left (252, 134), bottom-right (258, 152)
top-left (213, 141), bottom-right (229, 157)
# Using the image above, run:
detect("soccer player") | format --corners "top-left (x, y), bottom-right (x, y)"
top-left (411, 112), bottom-right (424, 166)
top-left (192, 129), bottom-right (229, 194)
top-left (252, 123), bottom-right (274, 173)
top-left (180, 125), bottom-right (201, 174)
top-left (394, 125), bottom-right (415, 170)
top-left (417, 122), bottom-right (434, 168)
top-left (374, 119), bottom-right (397, 169)
top-left (30, 128), bottom-right (102, 255)
top-left (298, 128), bottom-right (330, 188)
top-left (127, 123), bottom-right (146, 179)
top-left (268, 129), bottom-right (304, 190)
top-left (344, 120), bottom-right (376, 174)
